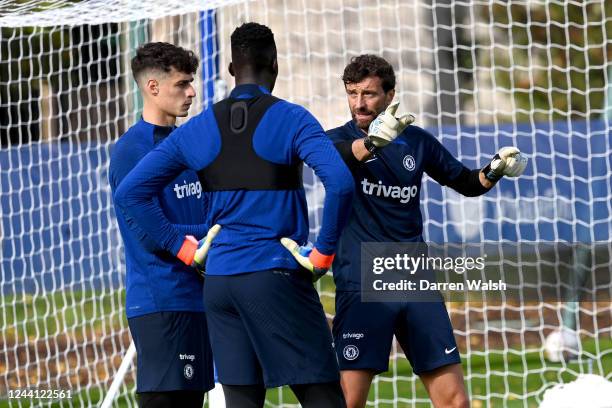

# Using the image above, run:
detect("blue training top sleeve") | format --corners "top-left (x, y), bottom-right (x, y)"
top-left (110, 134), bottom-right (209, 247)
top-left (109, 139), bottom-right (165, 252)
top-left (292, 108), bottom-right (354, 255)
top-left (422, 131), bottom-right (464, 186)
top-left (173, 222), bottom-right (209, 240)
top-left (114, 133), bottom-right (194, 256)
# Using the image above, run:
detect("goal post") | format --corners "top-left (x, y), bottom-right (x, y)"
top-left (1, 1), bottom-right (610, 407)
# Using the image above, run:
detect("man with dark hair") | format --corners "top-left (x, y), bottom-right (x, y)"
top-left (109, 42), bottom-right (216, 408)
top-left (324, 54), bottom-right (527, 408)
top-left (114, 24), bottom-right (354, 408)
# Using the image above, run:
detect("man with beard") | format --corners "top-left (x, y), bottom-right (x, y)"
top-left (322, 55), bottom-right (527, 408)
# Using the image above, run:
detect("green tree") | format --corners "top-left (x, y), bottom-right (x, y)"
top-left (484, 2), bottom-right (612, 122)
top-left (1, 23), bottom-right (121, 145)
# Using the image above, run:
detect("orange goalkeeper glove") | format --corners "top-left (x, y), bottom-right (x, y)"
top-left (280, 237), bottom-right (335, 282)
top-left (176, 224), bottom-right (221, 277)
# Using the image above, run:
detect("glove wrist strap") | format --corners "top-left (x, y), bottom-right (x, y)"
top-left (363, 136), bottom-right (378, 155)
top-left (482, 154), bottom-right (503, 182)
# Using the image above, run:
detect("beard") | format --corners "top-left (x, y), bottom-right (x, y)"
top-left (351, 109), bottom-right (378, 130)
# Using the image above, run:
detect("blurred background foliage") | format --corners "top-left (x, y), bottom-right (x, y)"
top-left (484, 1), bottom-right (612, 122)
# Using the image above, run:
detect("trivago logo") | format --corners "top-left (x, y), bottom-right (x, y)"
top-left (174, 180), bottom-right (202, 199)
top-left (360, 178), bottom-right (418, 204)
top-left (343, 332), bottom-right (364, 340)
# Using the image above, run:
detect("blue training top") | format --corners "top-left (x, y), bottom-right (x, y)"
top-left (109, 120), bottom-right (209, 318)
top-left (327, 120), bottom-right (464, 291)
top-left (114, 84), bottom-right (354, 275)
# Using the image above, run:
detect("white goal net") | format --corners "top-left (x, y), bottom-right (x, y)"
top-left (1, 0), bottom-right (610, 407)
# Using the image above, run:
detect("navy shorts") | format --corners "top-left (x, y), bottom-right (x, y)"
top-left (332, 291), bottom-right (460, 375)
top-left (203, 269), bottom-right (339, 388)
top-left (128, 311), bottom-right (214, 393)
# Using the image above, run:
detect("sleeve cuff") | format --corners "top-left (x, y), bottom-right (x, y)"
top-left (334, 140), bottom-right (361, 173)
top-left (310, 248), bottom-right (335, 269)
top-left (176, 235), bottom-right (198, 266)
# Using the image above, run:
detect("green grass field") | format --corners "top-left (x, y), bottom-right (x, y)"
top-left (1, 286), bottom-right (610, 407)
top-left (1, 289), bottom-right (125, 341)
top-left (262, 338), bottom-right (612, 408)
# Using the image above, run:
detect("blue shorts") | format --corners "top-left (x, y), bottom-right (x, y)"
top-left (332, 291), bottom-right (460, 375)
top-left (128, 311), bottom-right (214, 393)
top-left (203, 269), bottom-right (339, 388)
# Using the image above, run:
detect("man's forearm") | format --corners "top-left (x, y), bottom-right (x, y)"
top-left (447, 168), bottom-right (493, 197)
top-left (333, 139), bottom-right (371, 174)
top-left (351, 138), bottom-right (372, 161)
top-left (174, 223), bottom-right (209, 240)
top-left (114, 144), bottom-right (189, 256)
top-left (479, 171), bottom-right (495, 189)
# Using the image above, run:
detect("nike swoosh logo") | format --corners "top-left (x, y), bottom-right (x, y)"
top-left (445, 347), bottom-right (457, 354)
top-left (365, 157), bottom-right (378, 163)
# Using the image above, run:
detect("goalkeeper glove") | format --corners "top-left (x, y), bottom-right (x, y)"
top-left (364, 101), bottom-right (415, 153)
top-left (176, 224), bottom-right (221, 277)
top-left (482, 147), bottom-right (528, 183)
top-left (280, 238), bottom-right (335, 282)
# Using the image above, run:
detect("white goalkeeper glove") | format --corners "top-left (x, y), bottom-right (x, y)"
top-left (280, 237), bottom-right (335, 282)
top-left (364, 101), bottom-right (415, 153)
top-left (176, 224), bottom-right (221, 278)
top-left (483, 147), bottom-right (528, 182)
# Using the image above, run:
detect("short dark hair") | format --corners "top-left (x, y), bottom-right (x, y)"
top-left (342, 54), bottom-right (396, 93)
top-left (131, 42), bottom-right (199, 83)
top-left (230, 22), bottom-right (276, 71)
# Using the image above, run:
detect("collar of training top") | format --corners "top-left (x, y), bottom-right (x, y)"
top-left (152, 125), bottom-right (174, 144)
top-left (138, 118), bottom-right (175, 144)
top-left (229, 84), bottom-right (271, 99)
top-left (348, 119), bottom-right (368, 140)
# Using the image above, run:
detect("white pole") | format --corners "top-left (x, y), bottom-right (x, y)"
top-left (100, 341), bottom-right (137, 408)
top-left (208, 382), bottom-right (226, 408)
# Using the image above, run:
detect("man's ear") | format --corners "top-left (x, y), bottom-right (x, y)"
top-left (228, 62), bottom-right (235, 77)
top-left (271, 58), bottom-right (278, 76)
top-left (146, 78), bottom-right (159, 96)
top-left (386, 89), bottom-right (395, 105)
